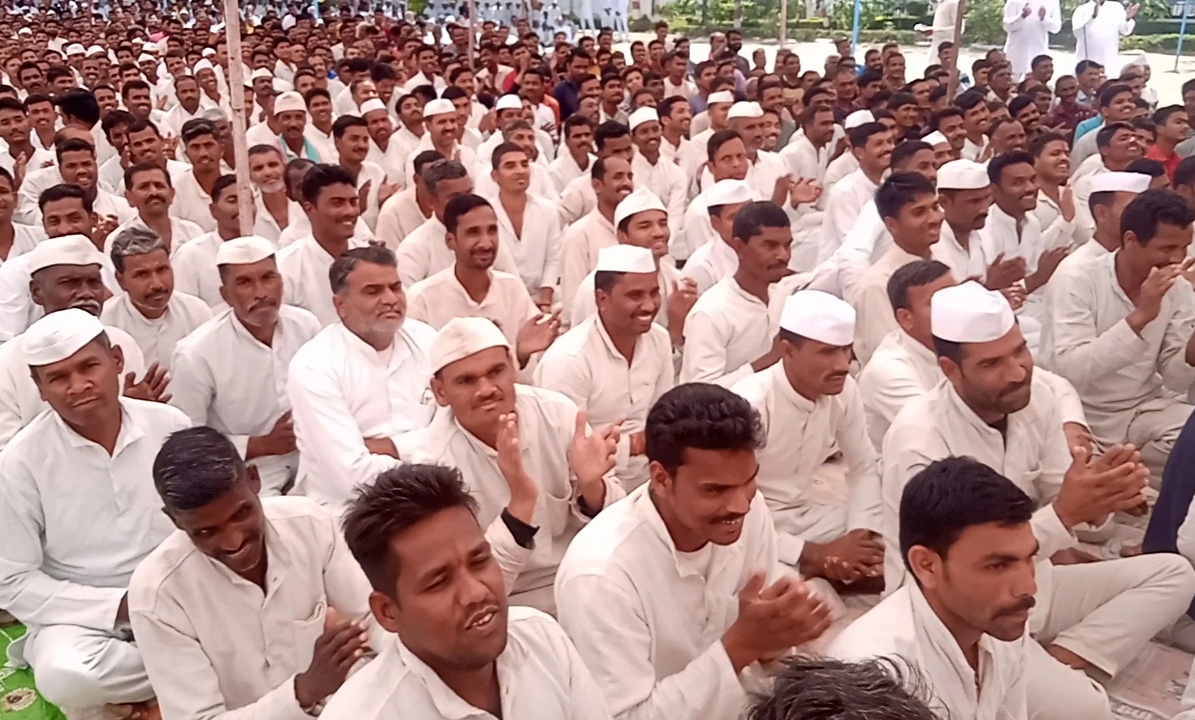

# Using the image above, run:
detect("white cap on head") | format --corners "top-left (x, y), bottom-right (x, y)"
top-left (86, 45), bottom-right (105, 56)
top-left (137, 53), bottom-right (156, 64)
top-left (921, 131), bottom-right (948, 146)
top-left (274, 91), bottom-right (307, 115)
top-left (359, 98), bottom-right (387, 115)
top-left (66, 43), bottom-right (85, 56)
top-left (193, 59), bottom-right (215, 73)
top-left (706, 179), bottom-right (754, 207)
top-left (423, 98), bottom-right (456, 118)
top-left (596, 245), bottom-right (656, 274)
top-left (26, 235), bottom-right (105, 275)
top-left (727, 101), bottom-right (763, 120)
top-left (201, 47), bottom-right (217, 58)
top-left (1091, 171), bottom-right (1152, 194)
top-left (931, 281), bottom-right (1015, 343)
top-left (17, 27), bottom-right (31, 36)
top-left (779, 290), bottom-right (856, 346)
top-left (844, 109), bottom-right (874, 129)
top-left (21, 309), bottom-right (106, 367)
top-left (708, 90), bottom-right (734, 105)
top-left (250, 67), bottom-right (274, 81)
top-left (614, 186), bottom-right (667, 229)
top-left (216, 236), bottom-right (276, 266)
top-left (430, 317), bottom-right (511, 374)
top-left (495, 94), bottom-right (523, 111)
top-left (628, 107), bottom-right (659, 131)
top-left (937, 159), bottom-right (991, 190)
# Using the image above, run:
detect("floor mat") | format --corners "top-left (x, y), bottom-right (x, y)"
top-left (0, 626), bottom-right (65, 720)
top-left (1107, 641), bottom-right (1191, 720)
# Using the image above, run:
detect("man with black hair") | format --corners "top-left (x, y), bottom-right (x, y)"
top-left (53, 136), bottom-right (136, 228)
top-left (956, 91), bottom-right (992, 161)
top-left (375, 149), bottom-right (441, 250)
top-left (560, 156), bottom-right (635, 314)
top-left (556, 382), bottom-right (831, 720)
top-left (334, 114), bottom-right (390, 233)
top-left (115, 162), bottom-right (205, 258)
top-left (129, 426), bottom-right (380, 718)
top-left (1146, 104), bottom-right (1190, 182)
top-left (1030, 131), bottom-right (1078, 248)
top-left (1071, 83), bottom-right (1137, 169)
top-left (560, 120), bottom-right (636, 225)
top-left (821, 121), bottom-right (893, 262)
top-left (170, 119), bottom-right (224, 233)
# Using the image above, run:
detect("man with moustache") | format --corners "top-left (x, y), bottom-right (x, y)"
top-left (114, 163), bottom-right (206, 255)
top-left (248, 146), bottom-right (296, 244)
top-left (559, 156), bottom-right (635, 316)
top-left (322, 464), bottom-right (612, 719)
top-left (168, 237), bottom-right (322, 497)
top-left (129, 427), bottom-right (383, 718)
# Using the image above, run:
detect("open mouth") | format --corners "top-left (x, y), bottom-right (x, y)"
top-left (464, 606), bottom-right (499, 631)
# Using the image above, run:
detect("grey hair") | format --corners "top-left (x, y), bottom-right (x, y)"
top-left (110, 226), bottom-right (168, 274)
top-left (329, 245), bottom-right (398, 295)
top-left (747, 656), bottom-right (939, 720)
top-left (422, 160), bottom-right (469, 195)
top-left (200, 107), bottom-right (228, 123)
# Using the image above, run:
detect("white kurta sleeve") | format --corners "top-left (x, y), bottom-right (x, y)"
top-left (395, 236), bottom-right (431, 290)
top-left (1048, 280), bottom-right (1151, 393)
top-left (850, 281), bottom-right (899, 367)
top-left (857, 349), bottom-right (929, 448)
top-left (676, 202), bottom-right (716, 263)
top-left (559, 181), bottom-right (592, 226)
top-left (0, 261), bottom-right (32, 342)
top-left (838, 383), bottom-right (884, 534)
top-left (1071, 2), bottom-right (1095, 30)
top-left (541, 210), bottom-right (564, 292)
top-left (1045, 0), bottom-right (1063, 32)
top-left (484, 511), bottom-right (536, 594)
top-left (1036, 368), bottom-right (1088, 428)
top-left (1003, 0), bottom-right (1027, 31)
top-left (664, 170), bottom-right (687, 241)
top-left (560, 227), bottom-right (594, 315)
top-left (314, 500), bottom-right (388, 652)
top-left (680, 310), bottom-right (753, 388)
top-left (1155, 284), bottom-right (1195, 393)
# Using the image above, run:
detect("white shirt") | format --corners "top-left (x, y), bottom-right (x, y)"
top-left (351, 160), bottom-right (387, 233)
top-left (100, 291), bottom-right (214, 369)
top-left (962, 135), bottom-right (990, 162)
top-left (660, 136), bottom-right (705, 195)
top-left (857, 330), bottom-right (944, 449)
top-left (673, 187), bottom-right (719, 263)
top-left (159, 101), bottom-right (206, 140)
top-left (373, 186), bottom-right (430, 251)
top-left (829, 583), bottom-right (1029, 720)
top-left (554, 484), bottom-right (786, 720)
top-left (171, 231), bottom-right (239, 308)
top-left (395, 216), bottom-right (519, 291)
top-left (548, 152), bottom-right (593, 195)
top-left (681, 236), bottom-right (738, 295)
top-left (108, 215), bottom-right (206, 256)
top-left (779, 132), bottom-right (834, 186)
top-left (559, 210), bottom-right (618, 317)
top-left (698, 151), bottom-right (787, 202)
top-left (570, 261), bottom-right (684, 331)
top-left (535, 316), bottom-right (674, 490)
top-left (631, 153), bottom-right (688, 239)
top-left (1073, 0), bottom-right (1135, 69)
top-left (395, 385), bottom-right (625, 602)
top-left (679, 276), bottom-right (787, 387)
top-left (732, 366), bottom-right (882, 565)
top-left (252, 196), bottom-right (294, 246)
top-left (170, 168), bottom-right (219, 233)
top-left (848, 245), bottom-right (925, 366)
top-left (408, 268), bottom-right (539, 347)
top-left (492, 194), bottom-right (564, 295)
top-left (287, 321), bottom-right (438, 517)
top-left (321, 607), bottom-right (613, 720)
top-left (278, 234), bottom-right (370, 327)
top-left (823, 151), bottom-right (859, 187)
top-left (170, 306), bottom-right (322, 496)
top-left (402, 137), bottom-right (476, 198)
top-left (0, 224), bottom-right (45, 266)
top-left (385, 125), bottom-right (424, 189)
top-left (821, 168), bottom-right (881, 264)
top-left (932, 222), bottom-right (987, 282)
top-left (1003, 0), bottom-right (1063, 77)
top-left (14, 164), bottom-right (62, 227)
top-left (129, 496), bottom-right (387, 720)
top-left (0, 399), bottom-right (191, 633)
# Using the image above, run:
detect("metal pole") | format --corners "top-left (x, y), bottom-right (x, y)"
top-left (945, 0), bottom-right (966, 102)
top-left (850, 0), bottom-right (862, 55)
top-left (1175, 0), bottom-right (1190, 72)
top-left (222, 0), bottom-right (255, 237)
top-left (779, 0), bottom-right (788, 46)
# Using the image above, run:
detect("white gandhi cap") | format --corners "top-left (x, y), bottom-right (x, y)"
top-left (22, 309), bottom-right (106, 367)
top-left (423, 98), bottom-right (456, 118)
top-left (216, 236), bottom-right (277, 266)
top-left (706, 179), bottom-right (754, 207)
top-left (26, 235), bottom-right (106, 274)
top-left (1090, 171), bottom-right (1152, 194)
top-left (937, 160), bottom-right (990, 190)
top-left (728, 102), bottom-right (763, 120)
top-left (931, 281), bottom-right (1015, 343)
top-left (596, 245), bottom-right (656, 274)
top-left (201, 47), bottom-right (217, 58)
top-left (359, 98), bottom-right (388, 115)
top-left (250, 67), bottom-right (274, 80)
top-left (844, 110), bottom-right (874, 129)
top-left (614, 186), bottom-right (667, 229)
top-left (430, 317), bottom-right (511, 374)
top-left (779, 290), bottom-right (856, 346)
top-left (137, 53), bottom-right (156, 64)
top-left (707, 90), bottom-right (735, 105)
top-left (495, 94), bottom-right (523, 111)
top-left (274, 91), bottom-right (307, 114)
top-left (921, 131), bottom-right (948, 146)
top-left (628, 107), bottom-right (659, 131)
top-left (66, 43), bottom-right (85, 56)
top-left (193, 59), bottom-right (215, 73)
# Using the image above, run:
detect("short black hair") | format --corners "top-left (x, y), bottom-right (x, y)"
top-left (332, 114), bottom-right (368, 140)
top-left (987, 150), bottom-right (1034, 185)
top-left (211, 174), bottom-right (238, 203)
top-left (153, 427), bottom-right (248, 513)
top-left (101, 110), bottom-right (136, 141)
top-left (732, 201), bottom-right (790, 243)
top-left (1096, 121), bottom-right (1135, 149)
top-left (887, 91), bottom-right (917, 111)
top-left (1174, 156), bottom-right (1195, 188)
top-left (1031, 54), bottom-right (1052, 70)
top-left (1008, 94), bottom-right (1036, 119)
top-left (876, 171), bottom-right (937, 221)
top-left (413, 150), bottom-right (445, 178)
top-left (124, 161), bottom-right (171, 191)
top-left (888, 259), bottom-right (952, 312)
top-left (491, 141), bottom-right (527, 169)
top-left (594, 119), bottom-right (630, 151)
top-left (1028, 131), bottom-right (1068, 159)
top-left (328, 245), bottom-right (398, 294)
top-left (1098, 82), bottom-right (1133, 109)
top-left (890, 140), bottom-right (932, 170)
top-left (928, 106), bottom-right (963, 130)
top-left (900, 456), bottom-right (1036, 576)
top-left (1121, 188), bottom-right (1195, 245)
top-left (954, 90), bottom-right (986, 112)
top-left (342, 464), bottom-right (479, 593)
top-left (1126, 158), bottom-right (1166, 179)
top-left (1154, 104), bottom-right (1187, 126)
top-left (180, 118), bottom-right (217, 145)
top-left (55, 88), bottom-right (100, 127)
top-left (708, 129), bottom-right (743, 162)
top-left (55, 137), bottom-right (95, 163)
top-left (38, 183), bottom-right (93, 213)
top-left (644, 383), bottom-right (764, 477)
top-left (300, 163), bottom-right (356, 205)
top-left (847, 121), bottom-right (888, 149)
top-left (443, 193), bottom-right (492, 234)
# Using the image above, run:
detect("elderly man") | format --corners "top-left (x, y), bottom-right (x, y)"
top-left (0, 309), bottom-right (191, 718)
top-left (394, 317), bottom-right (624, 613)
top-left (101, 226), bottom-right (213, 369)
top-left (170, 237), bottom-right (322, 497)
top-left (287, 245), bottom-right (438, 517)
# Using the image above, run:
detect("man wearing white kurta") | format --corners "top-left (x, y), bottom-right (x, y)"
top-left (373, 149), bottom-right (439, 251)
top-left (628, 108), bottom-right (688, 240)
top-left (394, 317), bottom-right (624, 613)
top-left (883, 281), bottom-right (1195, 720)
top-left (537, 246), bottom-right (675, 490)
top-left (933, 159), bottom-right (993, 282)
top-left (820, 122), bottom-right (894, 264)
top-left (488, 143), bottom-right (564, 305)
top-left (555, 383), bottom-right (834, 720)
top-left (1073, 0), bottom-right (1138, 70)
top-left (170, 237), bottom-right (322, 497)
top-left (732, 291), bottom-right (884, 589)
top-left (0, 310), bottom-right (191, 715)
top-left (559, 157), bottom-right (633, 316)
top-left (1004, 0), bottom-right (1062, 78)
top-left (287, 246), bottom-right (437, 517)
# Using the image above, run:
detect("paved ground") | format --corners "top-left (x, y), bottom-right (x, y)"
top-left (614, 33), bottom-right (1195, 104)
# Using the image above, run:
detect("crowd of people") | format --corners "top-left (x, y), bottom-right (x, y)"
top-left (3, 3), bottom-right (1195, 720)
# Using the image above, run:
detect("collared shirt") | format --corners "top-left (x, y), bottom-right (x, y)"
top-left (823, 151), bottom-right (860, 187)
top-left (491, 194), bottom-right (564, 295)
top-left (779, 132), bottom-right (834, 186)
top-left (554, 484), bottom-right (786, 720)
top-left (100, 291), bottom-right (214, 369)
top-left (548, 152), bottom-right (593, 195)
top-left (172, 231), bottom-right (237, 308)
top-left (962, 135), bottom-right (989, 162)
top-left (829, 583), bottom-right (1029, 720)
top-left (680, 276), bottom-right (787, 387)
top-left (1046, 251), bottom-right (1195, 446)
top-left (570, 261), bottom-right (683, 330)
top-left (278, 233), bottom-right (370, 327)
top-left (109, 214), bottom-right (206, 255)
top-left (674, 188), bottom-right (719, 263)
top-left (130, 496), bottom-right (387, 720)
top-left (682, 237), bottom-right (738, 295)
top-left (559, 210), bottom-right (618, 315)
top-left (536, 316), bottom-right (674, 490)
top-left (396, 385), bottom-right (625, 606)
top-left (170, 306), bottom-right (321, 496)
top-left (288, 321), bottom-right (438, 517)
top-left (252, 196), bottom-right (292, 247)
top-left (374, 187), bottom-right (432, 251)
top-left (0, 399), bottom-right (191, 633)
top-left (170, 168), bottom-right (220, 233)
top-left (320, 607), bottom-right (612, 720)
top-left (698, 151), bottom-right (788, 203)
top-left (849, 245), bottom-right (925, 366)
top-left (932, 222), bottom-right (987, 282)
top-left (822, 168), bottom-right (882, 263)
top-left (631, 153), bottom-right (688, 239)
top-left (408, 268), bottom-right (539, 347)
top-left (732, 365), bottom-right (882, 565)
top-left (0, 224), bottom-right (44, 265)
top-left (396, 216), bottom-right (519, 291)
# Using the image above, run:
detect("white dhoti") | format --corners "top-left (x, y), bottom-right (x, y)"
top-left (22, 624), bottom-right (152, 711)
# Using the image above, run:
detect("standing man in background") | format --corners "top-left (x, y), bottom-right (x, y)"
top-left (1073, 0), bottom-right (1139, 70)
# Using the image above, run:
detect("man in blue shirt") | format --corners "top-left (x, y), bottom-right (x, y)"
top-left (553, 48), bottom-right (592, 121)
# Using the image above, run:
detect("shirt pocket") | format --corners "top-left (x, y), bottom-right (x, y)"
top-left (292, 599), bottom-right (328, 657)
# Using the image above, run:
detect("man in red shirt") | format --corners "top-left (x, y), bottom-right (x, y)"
top-left (1146, 105), bottom-right (1190, 183)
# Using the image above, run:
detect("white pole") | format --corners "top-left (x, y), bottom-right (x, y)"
top-left (222, 0), bottom-right (255, 237)
top-left (779, 0), bottom-right (788, 46)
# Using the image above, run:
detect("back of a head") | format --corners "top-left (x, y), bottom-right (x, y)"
top-left (747, 656), bottom-right (936, 720)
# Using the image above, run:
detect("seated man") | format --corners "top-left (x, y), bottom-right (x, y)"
top-left (732, 290), bottom-right (883, 592)
top-left (129, 427), bottom-right (384, 719)
top-left (748, 656), bottom-right (936, 720)
top-left (555, 383), bottom-right (832, 720)
top-left (323, 464), bottom-right (612, 720)
top-left (0, 310), bottom-right (191, 717)
top-left (680, 178), bottom-right (754, 296)
top-left (537, 245), bottom-right (675, 490)
top-left (395, 317), bottom-right (624, 612)
top-left (883, 280), bottom-right (1195, 719)
top-left (831, 457), bottom-right (1037, 719)
top-left (102, 225), bottom-right (213, 368)
top-left (170, 236), bottom-right (322, 496)
top-left (1049, 188), bottom-right (1195, 478)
